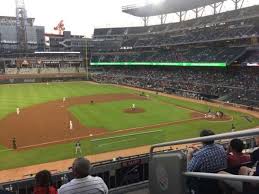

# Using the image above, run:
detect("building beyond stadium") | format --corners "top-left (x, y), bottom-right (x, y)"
top-left (0, 16), bottom-right (45, 52)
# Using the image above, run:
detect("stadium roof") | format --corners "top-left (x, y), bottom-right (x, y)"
top-left (122, 0), bottom-right (226, 17)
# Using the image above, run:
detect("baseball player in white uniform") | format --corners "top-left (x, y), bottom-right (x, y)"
top-left (69, 120), bottom-right (73, 130)
top-left (63, 97), bottom-right (66, 103)
top-left (16, 107), bottom-right (20, 115)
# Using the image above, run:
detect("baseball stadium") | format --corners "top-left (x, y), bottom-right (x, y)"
top-left (0, 0), bottom-right (259, 194)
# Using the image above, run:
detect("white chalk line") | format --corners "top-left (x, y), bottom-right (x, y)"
top-left (97, 138), bottom-right (136, 147)
top-left (17, 114), bottom-right (231, 150)
top-left (17, 117), bottom-right (203, 150)
top-left (91, 130), bottom-right (162, 142)
top-left (18, 132), bottom-right (106, 150)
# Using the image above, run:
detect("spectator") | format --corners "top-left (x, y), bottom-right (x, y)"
top-left (187, 129), bottom-right (227, 172)
top-left (58, 157), bottom-right (108, 194)
top-left (239, 136), bottom-right (259, 176)
top-left (33, 170), bottom-right (57, 194)
top-left (237, 163), bottom-right (259, 192)
top-left (227, 139), bottom-right (251, 168)
top-left (229, 136), bottom-right (259, 192)
top-left (251, 136), bottom-right (259, 163)
top-left (217, 139), bottom-right (251, 193)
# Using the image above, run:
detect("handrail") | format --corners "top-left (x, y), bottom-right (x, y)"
top-left (150, 128), bottom-right (259, 157)
top-left (184, 172), bottom-right (259, 183)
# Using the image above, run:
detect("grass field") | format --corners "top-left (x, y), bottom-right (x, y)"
top-left (0, 81), bottom-right (258, 170)
top-left (69, 99), bottom-right (192, 131)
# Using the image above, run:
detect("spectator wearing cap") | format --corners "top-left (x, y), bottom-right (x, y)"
top-left (58, 157), bottom-right (108, 194)
top-left (187, 129), bottom-right (227, 172)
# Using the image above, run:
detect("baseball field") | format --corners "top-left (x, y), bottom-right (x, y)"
top-left (0, 81), bottom-right (258, 170)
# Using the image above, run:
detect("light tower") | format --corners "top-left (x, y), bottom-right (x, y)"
top-left (16, 0), bottom-right (28, 51)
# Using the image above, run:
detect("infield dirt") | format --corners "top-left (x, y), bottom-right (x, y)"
top-left (0, 93), bottom-right (145, 149)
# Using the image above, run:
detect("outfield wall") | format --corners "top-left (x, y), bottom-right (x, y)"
top-left (0, 74), bottom-right (88, 84)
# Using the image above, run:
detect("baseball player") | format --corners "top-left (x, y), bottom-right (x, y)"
top-left (132, 103), bottom-right (136, 110)
top-left (75, 141), bottom-right (82, 155)
top-left (69, 120), bottom-right (73, 130)
top-left (12, 138), bottom-right (17, 150)
top-left (63, 97), bottom-right (66, 103)
top-left (16, 107), bottom-right (20, 115)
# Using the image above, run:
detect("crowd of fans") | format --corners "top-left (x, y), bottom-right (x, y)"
top-left (240, 50), bottom-right (259, 65)
top-left (91, 5), bottom-right (259, 51)
top-left (92, 47), bottom-right (245, 64)
top-left (2, 67), bottom-right (87, 75)
top-left (91, 66), bottom-right (259, 107)
top-left (126, 22), bottom-right (258, 49)
top-left (94, 5), bottom-right (259, 37)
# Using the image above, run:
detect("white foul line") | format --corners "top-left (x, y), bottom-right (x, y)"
top-left (91, 130), bottom-right (162, 142)
top-left (97, 138), bottom-right (136, 147)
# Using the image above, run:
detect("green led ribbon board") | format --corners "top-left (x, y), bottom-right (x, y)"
top-left (90, 62), bottom-right (226, 67)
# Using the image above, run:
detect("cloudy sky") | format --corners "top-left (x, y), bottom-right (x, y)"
top-left (0, 0), bottom-right (258, 37)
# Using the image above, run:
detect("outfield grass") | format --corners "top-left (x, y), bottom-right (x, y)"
top-left (0, 82), bottom-right (132, 119)
top-left (0, 82), bottom-right (258, 170)
top-left (69, 99), bottom-right (192, 131)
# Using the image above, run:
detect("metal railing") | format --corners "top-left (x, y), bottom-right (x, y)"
top-left (150, 127), bottom-right (259, 191)
top-left (184, 172), bottom-right (259, 183)
top-left (150, 128), bottom-right (259, 157)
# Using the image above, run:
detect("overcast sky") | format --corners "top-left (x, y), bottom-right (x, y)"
top-left (0, 0), bottom-right (258, 37)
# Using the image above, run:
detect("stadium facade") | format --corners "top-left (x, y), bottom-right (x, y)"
top-left (45, 31), bottom-right (87, 53)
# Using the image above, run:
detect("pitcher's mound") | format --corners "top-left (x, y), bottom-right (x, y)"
top-left (124, 108), bottom-right (145, 114)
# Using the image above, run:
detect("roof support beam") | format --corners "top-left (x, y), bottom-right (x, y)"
top-left (176, 11), bottom-right (187, 22)
top-left (142, 16), bottom-right (149, 26)
top-left (231, 0), bottom-right (245, 10)
top-left (158, 14), bottom-right (167, 24)
top-left (210, 1), bottom-right (224, 15)
top-left (192, 7), bottom-right (205, 19)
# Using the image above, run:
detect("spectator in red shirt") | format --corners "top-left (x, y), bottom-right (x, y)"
top-left (227, 138), bottom-right (251, 168)
top-left (33, 170), bottom-right (57, 194)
